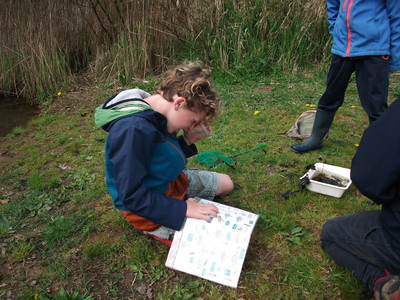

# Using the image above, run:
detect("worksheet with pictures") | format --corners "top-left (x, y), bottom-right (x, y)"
top-left (165, 199), bottom-right (259, 288)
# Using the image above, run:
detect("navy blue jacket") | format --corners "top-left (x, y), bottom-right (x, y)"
top-left (351, 97), bottom-right (400, 248)
top-left (103, 108), bottom-right (197, 231)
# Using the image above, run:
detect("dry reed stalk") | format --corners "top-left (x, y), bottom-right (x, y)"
top-left (0, 0), bottom-right (329, 103)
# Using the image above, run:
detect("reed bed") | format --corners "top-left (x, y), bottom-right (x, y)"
top-left (0, 0), bottom-right (330, 104)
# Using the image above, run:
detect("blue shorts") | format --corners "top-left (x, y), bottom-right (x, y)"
top-left (183, 168), bottom-right (218, 200)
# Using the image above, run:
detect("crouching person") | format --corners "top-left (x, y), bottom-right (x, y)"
top-left (320, 96), bottom-right (400, 299)
top-left (95, 61), bottom-right (234, 246)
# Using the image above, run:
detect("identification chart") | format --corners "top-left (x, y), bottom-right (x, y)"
top-left (165, 199), bottom-right (259, 288)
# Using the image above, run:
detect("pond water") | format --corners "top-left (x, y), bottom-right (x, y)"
top-left (0, 96), bottom-right (41, 137)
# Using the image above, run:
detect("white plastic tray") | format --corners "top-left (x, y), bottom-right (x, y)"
top-left (300, 163), bottom-right (352, 198)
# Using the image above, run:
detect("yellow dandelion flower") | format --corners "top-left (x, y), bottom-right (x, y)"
top-left (254, 111), bottom-right (260, 116)
top-left (292, 102), bottom-right (296, 105)
top-left (34, 294), bottom-right (39, 300)
top-left (351, 105), bottom-right (358, 108)
top-left (57, 92), bottom-right (62, 96)
top-left (354, 144), bottom-right (359, 147)
top-left (305, 104), bottom-right (310, 106)
top-left (310, 104), bottom-right (317, 108)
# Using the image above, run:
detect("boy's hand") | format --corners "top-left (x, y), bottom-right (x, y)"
top-left (183, 122), bottom-right (211, 145)
top-left (186, 198), bottom-right (218, 222)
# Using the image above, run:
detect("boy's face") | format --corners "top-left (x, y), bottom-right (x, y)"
top-left (167, 96), bottom-right (207, 133)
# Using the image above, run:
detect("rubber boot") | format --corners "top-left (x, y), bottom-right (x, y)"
top-left (291, 110), bottom-right (336, 154)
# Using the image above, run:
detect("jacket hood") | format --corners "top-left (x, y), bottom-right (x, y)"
top-left (94, 90), bottom-right (153, 128)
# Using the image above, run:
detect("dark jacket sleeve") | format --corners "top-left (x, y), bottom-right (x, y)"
top-left (350, 97), bottom-right (400, 204)
top-left (108, 117), bottom-right (187, 230)
top-left (177, 135), bottom-right (198, 158)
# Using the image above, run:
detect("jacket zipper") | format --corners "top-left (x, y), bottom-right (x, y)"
top-left (344, 0), bottom-right (354, 57)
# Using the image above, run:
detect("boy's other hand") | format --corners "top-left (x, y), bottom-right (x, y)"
top-left (183, 122), bottom-right (211, 145)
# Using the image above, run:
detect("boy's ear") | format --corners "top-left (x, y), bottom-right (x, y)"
top-left (173, 96), bottom-right (187, 110)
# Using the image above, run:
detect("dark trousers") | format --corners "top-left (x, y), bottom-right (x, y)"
top-left (320, 211), bottom-right (400, 290)
top-left (318, 54), bottom-right (389, 122)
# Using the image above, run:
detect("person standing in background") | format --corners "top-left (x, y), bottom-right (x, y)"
top-left (291, 0), bottom-right (400, 154)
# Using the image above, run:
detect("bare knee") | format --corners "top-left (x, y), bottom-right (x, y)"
top-left (216, 173), bottom-right (234, 196)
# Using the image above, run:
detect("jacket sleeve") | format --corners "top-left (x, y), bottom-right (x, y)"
top-left (177, 135), bottom-right (198, 158)
top-left (350, 97), bottom-right (400, 204)
top-left (326, 0), bottom-right (340, 35)
top-left (108, 118), bottom-right (187, 230)
top-left (388, 0), bottom-right (400, 72)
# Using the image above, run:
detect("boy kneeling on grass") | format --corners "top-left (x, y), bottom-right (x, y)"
top-left (95, 61), bottom-right (234, 246)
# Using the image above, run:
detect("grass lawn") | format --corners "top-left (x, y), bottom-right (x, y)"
top-left (1, 68), bottom-right (399, 299)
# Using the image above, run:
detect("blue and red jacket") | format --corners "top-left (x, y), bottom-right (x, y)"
top-left (97, 93), bottom-right (197, 231)
top-left (327, 0), bottom-right (400, 71)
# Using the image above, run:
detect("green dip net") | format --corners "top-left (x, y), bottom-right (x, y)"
top-left (196, 144), bottom-right (266, 167)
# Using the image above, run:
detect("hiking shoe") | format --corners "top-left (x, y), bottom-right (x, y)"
top-left (374, 271), bottom-right (400, 300)
top-left (144, 226), bottom-right (175, 247)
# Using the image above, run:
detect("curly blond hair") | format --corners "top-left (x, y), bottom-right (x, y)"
top-left (158, 61), bottom-right (220, 121)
